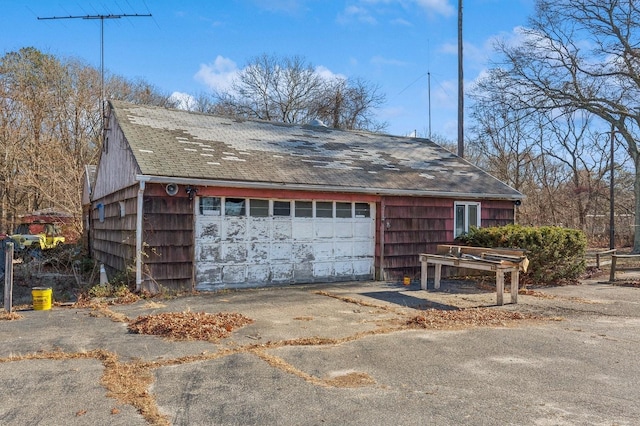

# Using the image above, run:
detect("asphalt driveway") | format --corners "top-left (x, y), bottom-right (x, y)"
top-left (1, 278), bottom-right (639, 425)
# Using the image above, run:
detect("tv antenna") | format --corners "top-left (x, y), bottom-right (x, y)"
top-left (37, 13), bottom-right (152, 122)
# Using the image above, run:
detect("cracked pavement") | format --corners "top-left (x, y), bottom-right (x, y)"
top-left (1, 278), bottom-right (639, 425)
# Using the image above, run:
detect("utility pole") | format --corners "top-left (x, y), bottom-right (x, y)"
top-left (610, 124), bottom-right (616, 250)
top-left (457, 0), bottom-right (464, 158)
top-left (37, 13), bottom-right (152, 121)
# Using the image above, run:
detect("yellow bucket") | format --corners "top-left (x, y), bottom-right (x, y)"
top-left (32, 287), bottom-right (52, 311)
top-left (403, 276), bottom-right (411, 286)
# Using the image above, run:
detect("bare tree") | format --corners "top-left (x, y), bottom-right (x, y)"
top-left (0, 47), bottom-right (176, 236)
top-left (492, 0), bottom-right (640, 250)
top-left (313, 77), bottom-right (387, 131)
top-left (213, 53), bottom-right (387, 131)
top-left (469, 68), bottom-right (540, 193)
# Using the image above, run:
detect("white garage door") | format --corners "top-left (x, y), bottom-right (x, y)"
top-left (195, 197), bottom-right (375, 290)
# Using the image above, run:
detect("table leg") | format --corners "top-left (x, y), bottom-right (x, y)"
top-left (434, 263), bottom-right (442, 290)
top-left (421, 259), bottom-right (428, 290)
top-left (510, 270), bottom-right (519, 304)
top-left (496, 271), bottom-right (504, 306)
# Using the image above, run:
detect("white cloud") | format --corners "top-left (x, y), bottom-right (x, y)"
top-left (391, 17), bottom-right (412, 26)
top-left (359, 0), bottom-right (454, 18)
top-left (170, 92), bottom-right (196, 110)
top-left (194, 55), bottom-right (239, 92)
top-left (315, 65), bottom-right (346, 82)
top-left (414, 0), bottom-right (455, 17)
top-left (337, 5), bottom-right (377, 24)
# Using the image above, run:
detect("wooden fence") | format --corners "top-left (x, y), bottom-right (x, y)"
top-left (586, 249), bottom-right (617, 268)
top-left (609, 253), bottom-right (640, 282)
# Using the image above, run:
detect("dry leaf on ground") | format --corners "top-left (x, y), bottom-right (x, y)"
top-left (407, 308), bottom-right (540, 329)
top-left (127, 312), bottom-right (254, 341)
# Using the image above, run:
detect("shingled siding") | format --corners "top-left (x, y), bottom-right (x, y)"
top-left (91, 185), bottom-right (138, 275)
top-left (377, 197), bottom-right (516, 282)
top-left (377, 196), bottom-right (451, 281)
top-left (142, 184), bottom-right (194, 292)
top-left (482, 199), bottom-right (516, 226)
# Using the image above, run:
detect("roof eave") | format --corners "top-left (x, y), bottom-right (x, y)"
top-left (136, 174), bottom-right (525, 201)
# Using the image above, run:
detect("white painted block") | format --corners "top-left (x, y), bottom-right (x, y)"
top-left (273, 219), bottom-right (292, 240)
top-left (271, 242), bottom-right (292, 261)
top-left (334, 241), bottom-right (353, 258)
top-left (248, 219), bottom-right (270, 240)
top-left (314, 242), bottom-right (333, 259)
top-left (292, 220), bottom-right (313, 239)
top-left (271, 263), bottom-right (293, 282)
top-left (222, 265), bottom-right (246, 283)
top-left (314, 221), bottom-right (334, 238)
top-left (246, 264), bottom-right (270, 282)
top-left (248, 242), bottom-right (269, 263)
top-left (334, 261), bottom-right (353, 276)
top-left (334, 221), bottom-right (353, 238)
top-left (224, 219), bottom-right (246, 241)
top-left (313, 261), bottom-right (333, 277)
top-left (223, 243), bottom-right (247, 262)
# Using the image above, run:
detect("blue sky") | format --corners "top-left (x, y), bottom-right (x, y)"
top-left (1, 0), bottom-right (534, 139)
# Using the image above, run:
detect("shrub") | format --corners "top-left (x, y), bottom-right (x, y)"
top-left (456, 224), bottom-right (587, 285)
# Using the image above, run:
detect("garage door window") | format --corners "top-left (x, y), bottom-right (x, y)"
top-left (200, 197), bottom-right (221, 216)
top-left (336, 202), bottom-right (352, 218)
top-left (316, 201), bottom-right (333, 218)
top-left (249, 199), bottom-right (269, 217)
top-left (225, 198), bottom-right (246, 216)
top-left (274, 201), bottom-right (291, 216)
top-left (355, 203), bottom-right (370, 218)
top-left (295, 201), bottom-right (313, 217)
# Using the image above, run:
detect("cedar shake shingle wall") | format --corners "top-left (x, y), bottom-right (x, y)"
top-left (91, 185), bottom-right (138, 274)
top-left (377, 197), bottom-right (516, 282)
top-left (142, 184), bottom-right (194, 291)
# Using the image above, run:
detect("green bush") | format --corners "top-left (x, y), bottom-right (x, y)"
top-left (456, 224), bottom-right (587, 285)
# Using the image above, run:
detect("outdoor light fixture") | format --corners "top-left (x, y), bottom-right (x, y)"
top-left (185, 185), bottom-right (198, 201)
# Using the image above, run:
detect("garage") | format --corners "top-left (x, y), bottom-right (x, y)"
top-left (91, 100), bottom-right (523, 292)
top-left (194, 196), bottom-right (376, 290)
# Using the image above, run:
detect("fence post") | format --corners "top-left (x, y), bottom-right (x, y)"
top-left (4, 242), bottom-right (13, 313)
top-left (609, 254), bottom-right (617, 282)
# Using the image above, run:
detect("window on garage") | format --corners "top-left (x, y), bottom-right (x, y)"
top-left (316, 201), bottom-right (333, 218)
top-left (295, 201), bottom-right (313, 217)
top-left (200, 197), bottom-right (221, 215)
top-left (336, 202), bottom-right (352, 218)
top-left (454, 201), bottom-right (480, 238)
top-left (249, 199), bottom-right (269, 217)
top-left (274, 200), bottom-right (291, 216)
top-left (225, 198), bottom-right (246, 216)
top-left (355, 203), bottom-right (370, 218)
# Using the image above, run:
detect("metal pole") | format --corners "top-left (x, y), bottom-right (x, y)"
top-left (610, 125), bottom-right (615, 250)
top-left (457, 0), bottom-right (464, 158)
top-left (4, 242), bottom-right (13, 313)
top-left (428, 71), bottom-right (432, 140)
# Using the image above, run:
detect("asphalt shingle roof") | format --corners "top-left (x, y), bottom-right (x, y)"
top-left (109, 100), bottom-right (522, 198)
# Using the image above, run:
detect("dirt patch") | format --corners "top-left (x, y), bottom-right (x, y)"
top-left (324, 371), bottom-right (377, 388)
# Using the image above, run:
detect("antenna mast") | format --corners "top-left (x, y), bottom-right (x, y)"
top-left (37, 13), bottom-right (152, 124)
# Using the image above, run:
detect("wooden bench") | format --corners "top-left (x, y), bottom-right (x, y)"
top-left (420, 245), bottom-right (528, 306)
